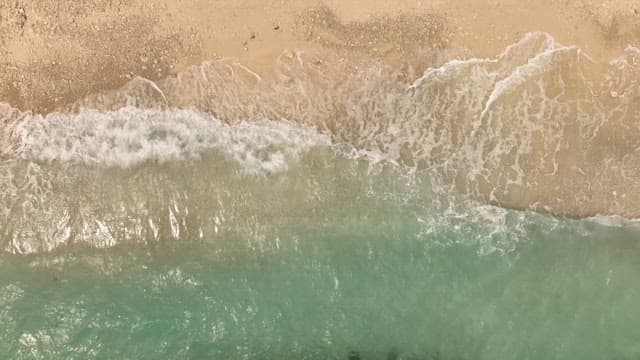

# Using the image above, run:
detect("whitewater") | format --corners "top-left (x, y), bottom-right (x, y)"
top-left (1, 33), bottom-right (640, 359)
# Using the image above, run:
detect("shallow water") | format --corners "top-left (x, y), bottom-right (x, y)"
top-left (1, 33), bottom-right (640, 359)
top-left (2, 147), bottom-right (640, 359)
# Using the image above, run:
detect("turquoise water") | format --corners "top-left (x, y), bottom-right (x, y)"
top-left (2, 32), bottom-right (640, 359)
top-left (2, 147), bottom-right (640, 359)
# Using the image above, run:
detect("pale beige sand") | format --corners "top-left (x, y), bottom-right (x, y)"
top-left (1, 1), bottom-right (640, 219)
top-left (1, 0), bottom-right (638, 112)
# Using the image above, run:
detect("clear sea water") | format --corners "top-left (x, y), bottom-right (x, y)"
top-left (2, 150), bottom-right (640, 359)
top-left (1, 33), bottom-right (640, 359)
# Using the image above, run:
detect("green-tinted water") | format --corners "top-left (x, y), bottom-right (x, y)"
top-left (2, 32), bottom-right (640, 359)
top-left (2, 147), bottom-right (640, 359)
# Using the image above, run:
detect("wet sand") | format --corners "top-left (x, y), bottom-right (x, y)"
top-left (1, 1), bottom-right (640, 220)
top-left (1, 0), bottom-right (638, 112)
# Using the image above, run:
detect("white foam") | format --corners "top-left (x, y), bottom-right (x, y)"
top-left (410, 32), bottom-right (557, 89)
top-left (2, 31), bottom-right (639, 225)
top-left (586, 215), bottom-right (640, 228)
top-left (478, 45), bottom-right (572, 122)
top-left (610, 45), bottom-right (640, 69)
top-left (11, 107), bottom-right (331, 173)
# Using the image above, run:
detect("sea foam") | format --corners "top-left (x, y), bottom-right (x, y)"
top-left (1, 32), bottom-right (639, 219)
top-left (10, 107), bottom-right (331, 174)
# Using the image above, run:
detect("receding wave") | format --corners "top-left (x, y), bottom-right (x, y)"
top-left (0, 32), bottom-right (639, 254)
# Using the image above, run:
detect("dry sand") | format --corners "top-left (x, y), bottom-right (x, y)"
top-left (0, 0), bottom-right (639, 113)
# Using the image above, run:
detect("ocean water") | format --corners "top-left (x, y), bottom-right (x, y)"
top-left (1, 33), bottom-right (640, 359)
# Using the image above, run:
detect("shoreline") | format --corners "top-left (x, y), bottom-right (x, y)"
top-left (1, 1), bottom-right (640, 221)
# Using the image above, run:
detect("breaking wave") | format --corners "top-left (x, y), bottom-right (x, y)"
top-left (0, 32), bottom-right (639, 253)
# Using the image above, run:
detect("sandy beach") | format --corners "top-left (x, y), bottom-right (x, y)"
top-left (1, 1), bottom-right (640, 219)
top-left (1, 0), bottom-right (638, 112)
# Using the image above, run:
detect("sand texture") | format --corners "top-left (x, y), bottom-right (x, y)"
top-left (1, 0), bottom-right (640, 219)
top-left (0, 0), bottom-right (638, 112)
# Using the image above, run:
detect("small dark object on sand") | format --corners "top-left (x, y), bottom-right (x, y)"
top-left (347, 350), bottom-right (361, 360)
top-left (17, 7), bottom-right (27, 29)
